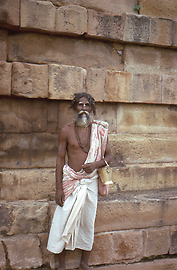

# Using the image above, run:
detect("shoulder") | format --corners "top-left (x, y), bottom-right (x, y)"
top-left (59, 123), bottom-right (74, 138)
top-left (92, 120), bottom-right (109, 129)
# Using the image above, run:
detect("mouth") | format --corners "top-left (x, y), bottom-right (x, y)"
top-left (78, 110), bottom-right (90, 116)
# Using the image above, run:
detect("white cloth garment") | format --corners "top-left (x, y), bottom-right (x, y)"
top-left (47, 120), bottom-right (108, 253)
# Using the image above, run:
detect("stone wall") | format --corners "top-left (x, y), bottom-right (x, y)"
top-left (1, 0), bottom-right (177, 269)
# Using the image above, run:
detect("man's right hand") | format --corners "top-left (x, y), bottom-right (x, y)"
top-left (55, 189), bottom-right (65, 207)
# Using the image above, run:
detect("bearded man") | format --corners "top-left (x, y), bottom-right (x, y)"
top-left (47, 93), bottom-right (112, 270)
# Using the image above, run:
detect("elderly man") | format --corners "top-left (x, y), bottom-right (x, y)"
top-left (47, 93), bottom-right (112, 270)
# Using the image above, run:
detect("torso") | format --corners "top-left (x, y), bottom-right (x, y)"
top-left (66, 123), bottom-right (91, 172)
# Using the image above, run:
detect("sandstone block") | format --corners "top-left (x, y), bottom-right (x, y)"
top-left (58, 101), bottom-right (75, 129)
top-left (87, 10), bottom-right (124, 41)
top-left (47, 100), bottom-right (59, 133)
top-left (38, 233), bottom-right (50, 265)
top-left (90, 233), bottom-right (114, 265)
top-left (123, 13), bottom-right (150, 43)
top-left (132, 73), bottom-right (162, 103)
top-left (170, 226), bottom-right (177, 254)
top-left (0, 97), bottom-right (48, 133)
top-left (150, 17), bottom-right (173, 47)
top-left (112, 164), bottom-right (177, 192)
top-left (173, 21), bottom-right (177, 47)
top-left (0, 241), bottom-right (6, 269)
top-left (96, 103), bottom-right (117, 134)
top-left (95, 258), bottom-right (177, 270)
top-left (56, 5), bottom-right (87, 35)
top-left (1, 168), bottom-right (55, 201)
top-left (49, 64), bottom-right (86, 100)
top-left (86, 68), bottom-right (106, 102)
top-left (8, 33), bottom-right (123, 70)
top-left (124, 44), bottom-right (177, 75)
top-left (3, 234), bottom-right (43, 269)
top-left (143, 227), bottom-right (170, 257)
top-left (112, 230), bottom-right (142, 261)
top-left (162, 75), bottom-right (177, 105)
top-left (139, 0), bottom-right (177, 21)
top-left (0, 0), bottom-right (20, 26)
top-left (0, 30), bottom-right (7, 60)
top-left (21, 0), bottom-right (55, 31)
top-left (12, 62), bottom-right (48, 98)
top-left (0, 61), bottom-right (12, 96)
top-left (109, 134), bottom-right (177, 166)
top-left (117, 103), bottom-right (177, 134)
top-left (95, 190), bottom-right (177, 233)
top-left (0, 133), bottom-right (58, 169)
top-left (50, 0), bottom-right (138, 15)
top-left (104, 71), bottom-right (133, 102)
top-left (0, 201), bottom-right (48, 235)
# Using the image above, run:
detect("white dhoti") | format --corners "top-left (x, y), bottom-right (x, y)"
top-left (47, 120), bottom-right (108, 254)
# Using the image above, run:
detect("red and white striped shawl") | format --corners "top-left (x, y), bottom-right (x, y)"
top-left (62, 120), bottom-right (109, 200)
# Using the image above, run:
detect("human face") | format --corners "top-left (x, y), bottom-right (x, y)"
top-left (75, 97), bottom-right (93, 127)
top-left (76, 97), bottom-right (92, 113)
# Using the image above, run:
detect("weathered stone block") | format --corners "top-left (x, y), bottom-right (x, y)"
top-left (109, 134), bottom-right (177, 166)
top-left (117, 103), bottom-right (177, 134)
top-left (96, 103), bottom-right (117, 134)
top-left (47, 100), bottom-right (59, 133)
top-left (150, 17), bottom-right (173, 47)
top-left (123, 13), bottom-right (150, 43)
top-left (112, 230), bottom-right (142, 261)
top-left (90, 233), bottom-right (114, 265)
top-left (143, 227), bottom-right (170, 257)
top-left (0, 0), bottom-right (20, 26)
top-left (8, 33), bottom-right (123, 70)
top-left (0, 241), bottom-right (6, 269)
top-left (86, 68), bottom-right (106, 102)
top-left (87, 10), bottom-right (124, 40)
top-left (0, 61), bottom-right (12, 96)
top-left (0, 133), bottom-right (58, 169)
top-left (21, 0), bottom-right (56, 31)
top-left (124, 44), bottom-right (177, 75)
top-left (112, 164), bottom-right (177, 192)
top-left (173, 21), bottom-right (177, 48)
top-left (0, 201), bottom-right (48, 235)
top-left (38, 233), bottom-right (50, 265)
top-left (95, 190), bottom-right (177, 233)
top-left (56, 5), bottom-right (87, 34)
top-left (170, 226), bottom-right (177, 254)
top-left (162, 75), bottom-right (177, 105)
top-left (12, 62), bottom-right (48, 98)
top-left (139, 0), bottom-right (177, 21)
top-left (49, 0), bottom-right (138, 15)
top-left (49, 64), bottom-right (86, 100)
top-left (132, 73), bottom-right (162, 103)
top-left (0, 30), bottom-right (7, 60)
top-left (104, 71), bottom-right (133, 102)
top-left (0, 97), bottom-right (48, 133)
top-left (3, 234), bottom-right (43, 269)
top-left (95, 258), bottom-right (177, 270)
top-left (1, 168), bottom-right (55, 201)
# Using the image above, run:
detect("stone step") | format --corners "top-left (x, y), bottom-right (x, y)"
top-left (94, 258), bottom-right (177, 270)
top-left (1, 189), bottom-right (177, 236)
top-left (1, 163), bottom-right (177, 200)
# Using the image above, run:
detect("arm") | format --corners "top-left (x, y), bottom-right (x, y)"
top-left (82, 138), bottom-right (112, 174)
top-left (55, 127), bottom-right (68, 207)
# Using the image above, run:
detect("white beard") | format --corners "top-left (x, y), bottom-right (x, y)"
top-left (75, 111), bottom-right (93, 128)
